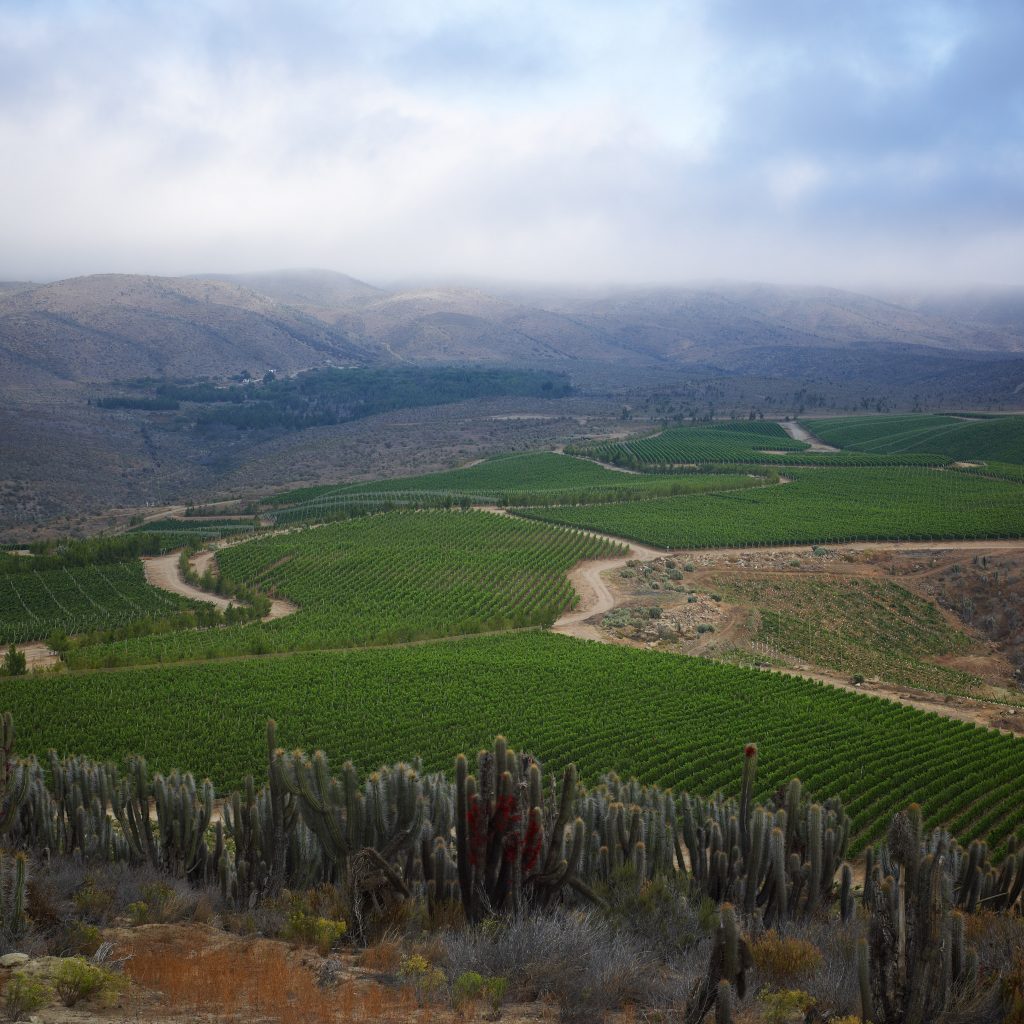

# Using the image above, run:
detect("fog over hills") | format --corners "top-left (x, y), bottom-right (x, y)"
top-left (0, 273), bottom-right (378, 392)
top-left (2, 270), bottom-right (1023, 392)
top-left (2, 267), bottom-right (1023, 534)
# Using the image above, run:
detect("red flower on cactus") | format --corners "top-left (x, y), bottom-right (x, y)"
top-left (522, 814), bottom-right (542, 873)
top-left (744, 744), bottom-right (757, 758)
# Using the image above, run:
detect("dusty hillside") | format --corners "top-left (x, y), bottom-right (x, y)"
top-left (0, 274), bottom-right (379, 389)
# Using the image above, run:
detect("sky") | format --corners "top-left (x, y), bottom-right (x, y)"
top-left (1, 0), bottom-right (1022, 287)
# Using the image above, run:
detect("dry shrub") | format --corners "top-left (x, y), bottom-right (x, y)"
top-left (752, 931), bottom-right (823, 984)
top-left (359, 938), bottom-right (403, 974)
top-left (124, 938), bottom-right (425, 1023)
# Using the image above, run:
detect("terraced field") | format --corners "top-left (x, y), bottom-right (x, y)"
top-left (518, 467), bottom-right (1024, 548)
top-left (64, 510), bottom-right (622, 668)
top-left (12, 632), bottom-right (1024, 854)
top-left (704, 573), bottom-right (980, 695)
top-left (805, 413), bottom-right (1024, 463)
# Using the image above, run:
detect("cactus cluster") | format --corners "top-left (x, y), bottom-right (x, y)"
top-left (861, 805), bottom-right (979, 1024)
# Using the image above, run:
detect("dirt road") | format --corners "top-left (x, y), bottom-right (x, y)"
top-left (142, 551), bottom-right (297, 620)
top-left (551, 537), bottom-right (663, 641)
top-left (552, 448), bottom-right (642, 475)
top-left (778, 419), bottom-right (839, 451)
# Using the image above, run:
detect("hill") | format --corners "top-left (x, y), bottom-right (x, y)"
top-left (3, 273), bottom-right (1024, 391)
top-left (0, 273), bottom-right (379, 391)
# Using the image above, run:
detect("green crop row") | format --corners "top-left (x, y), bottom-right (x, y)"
top-left (803, 413), bottom-right (1024, 464)
top-left (0, 561), bottom-right (200, 645)
top-left (10, 632), bottom-right (1024, 854)
top-left (266, 452), bottom-right (766, 524)
top-left (516, 466), bottom-right (1024, 549)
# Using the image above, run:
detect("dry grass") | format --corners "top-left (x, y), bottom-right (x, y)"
top-left (751, 931), bottom-right (824, 985)
top-left (124, 933), bottom-right (445, 1023)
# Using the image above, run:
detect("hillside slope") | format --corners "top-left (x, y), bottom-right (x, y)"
top-left (0, 274), bottom-right (379, 391)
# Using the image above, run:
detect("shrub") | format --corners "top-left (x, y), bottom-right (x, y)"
top-left (4, 973), bottom-right (50, 1021)
top-left (128, 883), bottom-right (189, 925)
top-left (1, 646), bottom-right (27, 677)
top-left (283, 909), bottom-right (347, 955)
top-left (358, 938), bottom-right (402, 974)
top-left (759, 988), bottom-right (816, 1024)
top-left (753, 933), bottom-right (824, 984)
top-left (73, 879), bottom-right (115, 922)
top-left (483, 975), bottom-right (508, 1014)
top-left (399, 953), bottom-right (446, 1006)
top-left (52, 958), bottom-right (108, 1007)
top-left (64, 920), bottom-right (103, 956)
top-left (697, 624), bottom-right (714, 634)
top-left (452, 970), bottom-right (485, 1008)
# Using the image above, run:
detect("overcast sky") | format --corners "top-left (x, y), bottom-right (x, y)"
top-left (1, 0), bottom-right (1022, 287)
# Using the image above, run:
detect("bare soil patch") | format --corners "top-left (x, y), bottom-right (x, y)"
top-left (14, 641), bottom-right (60, 671)
top-left (778, 419), bottom-right (840, 451)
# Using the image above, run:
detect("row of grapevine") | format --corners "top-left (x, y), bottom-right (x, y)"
top-left (803, 413), bottom-right (1024, 463)
top-left (13, 632), bottom-right (1024, 854)
top-left (0, 561), bottom-right (201, 644)
top-left (516, 466), bottom-right (1024, 549)
top-left (64, 510), bottom-right (623, 668)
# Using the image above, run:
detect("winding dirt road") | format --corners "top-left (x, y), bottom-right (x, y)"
top-left (142, 551), bottom-right (297, 620)
top-left (545, 529), bottom-right (1024, 734)
top-left (552, 535), bottom-right (663, 641)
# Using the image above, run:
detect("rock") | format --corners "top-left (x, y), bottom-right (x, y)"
top-left (0, 952), bottom-right (29, 968)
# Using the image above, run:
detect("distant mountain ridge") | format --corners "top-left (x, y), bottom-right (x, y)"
top-left (1, 270), bottom-right (1023, 393)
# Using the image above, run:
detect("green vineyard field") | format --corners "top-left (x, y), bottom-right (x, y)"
top-left (0, 560), bottom-right (201, 644)
top-left (571, 420), bottom-right (954, 468)
top-left (266, 452), bottom-right (764, 524)
top-left (804, 413), bottom-right (1024, 463)
top-left (64, 510), bottom-right (621, 668)
top-left (12, 632), bottom-right (1024, 854)
top-left (517, 466), bottom-right (1024, 548)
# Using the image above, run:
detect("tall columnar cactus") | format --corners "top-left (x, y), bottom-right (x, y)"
top-left (684, 902), bottom-right (752, 1024)
top-left (110, 756), bottom-right (214, 879)
top-left (0, 850), bottom-right (28, 938)
top-left (862, 806), bottom-right (977, 1024)
top-left (453, 738), bottom-right (601, 923)
top-left (0, 712), bottom-right (29, 836)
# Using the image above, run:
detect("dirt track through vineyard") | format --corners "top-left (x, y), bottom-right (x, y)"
top-left (142, 551), bottom-right (297, 620)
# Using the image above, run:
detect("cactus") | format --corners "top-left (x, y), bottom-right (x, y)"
top-left (715, 979), bottom-right (733, 1024)
top-left (857, 938), bottom-right (872, 1024)
top-left (453, 738), bottom-right (601, 923)
top-left (862, 806), bottom-right (980, 1024)
top-left (0, 850), bottom-right (28, 937)
top-left (684, 902), bottom-right (752, 1024)
top-left (840, 862), bottom-right (854, 923)
top-left (0, 713), bottom-right (29, 836)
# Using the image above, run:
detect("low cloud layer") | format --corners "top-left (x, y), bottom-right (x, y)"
top-left (1, 0), bottom-right (1021, 287)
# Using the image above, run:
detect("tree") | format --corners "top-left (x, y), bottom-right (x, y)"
top-left (1, 645), bottom-right (26, 677)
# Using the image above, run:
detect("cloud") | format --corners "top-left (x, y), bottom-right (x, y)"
top-left (0, 0), bottom-right (1021, 286)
